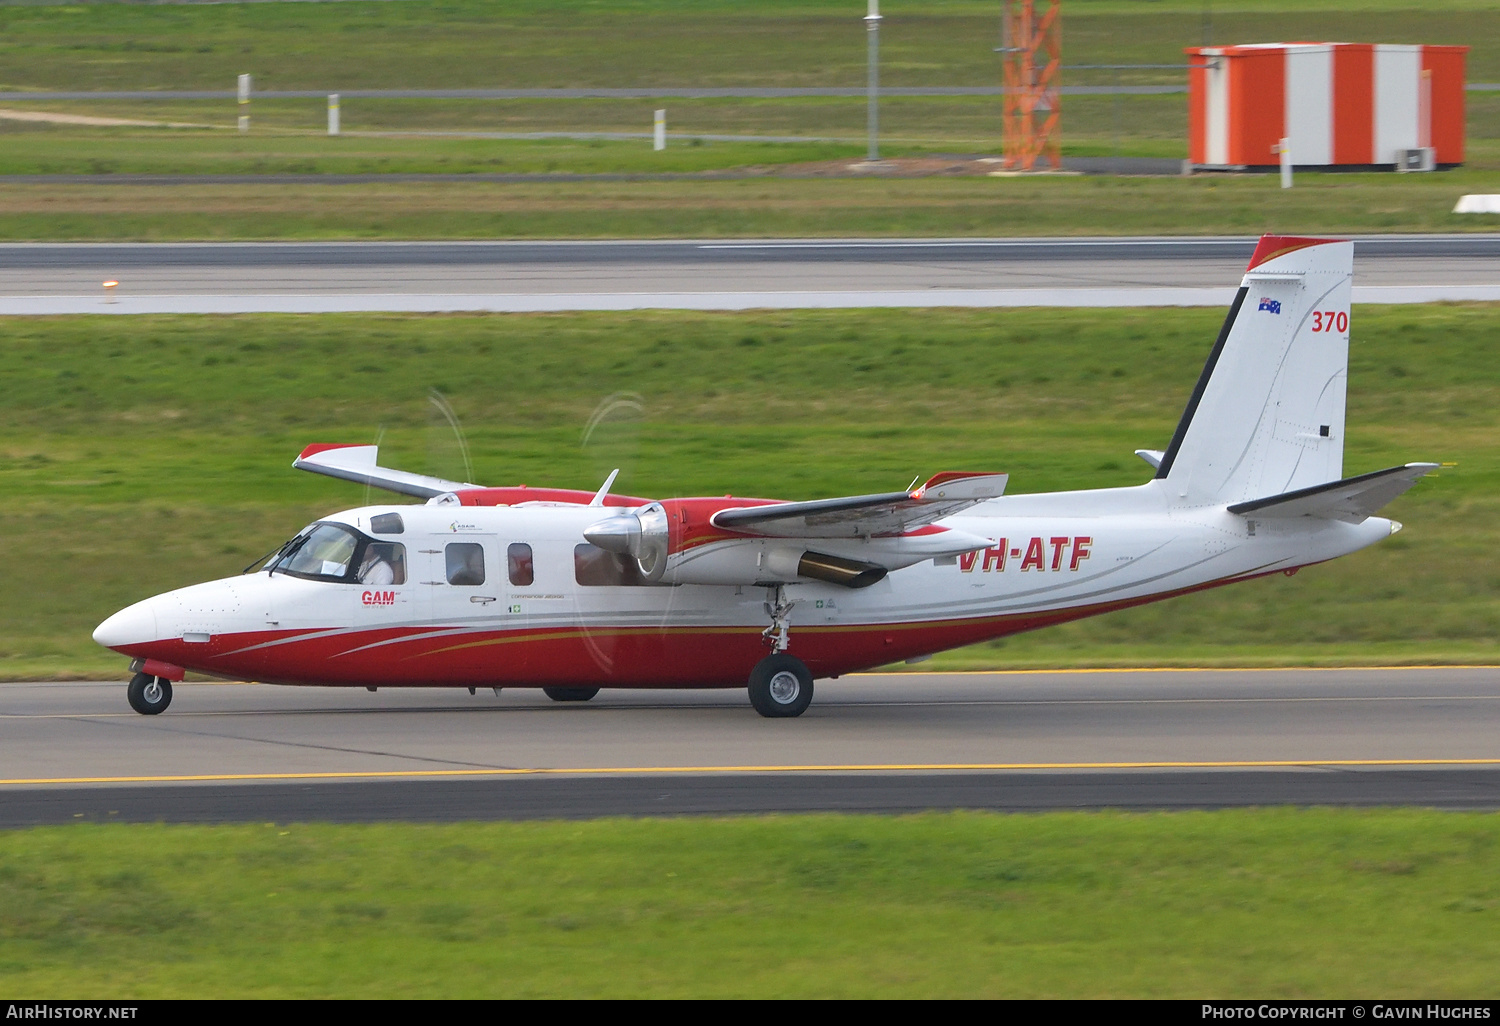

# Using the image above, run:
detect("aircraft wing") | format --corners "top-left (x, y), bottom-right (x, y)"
top-left (1226, 463), bottom-right (1438, 523)
top-left (710, 472), bottom-right (1007, 538)
top-left (293, 444), bottom-right (474, 499)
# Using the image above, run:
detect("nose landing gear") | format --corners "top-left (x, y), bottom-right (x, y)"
top-left (127, 672), bottom-right (173, 715)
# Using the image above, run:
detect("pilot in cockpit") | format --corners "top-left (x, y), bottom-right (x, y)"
top-left (358, 542), bottom-right (402, 586)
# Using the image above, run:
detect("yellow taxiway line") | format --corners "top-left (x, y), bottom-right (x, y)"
top-left (5, 758), bottom-right (1500, 787)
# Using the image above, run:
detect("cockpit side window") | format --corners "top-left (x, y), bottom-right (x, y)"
top-left (358, 542), bottom-right (407, 585)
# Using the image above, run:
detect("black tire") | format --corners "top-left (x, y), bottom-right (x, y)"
top-left (543, 686), bottom-right (600, 703)
top-left (748, 654), bottom-right (814, 718)
top-left (127, 672), bottom-right (172, 715)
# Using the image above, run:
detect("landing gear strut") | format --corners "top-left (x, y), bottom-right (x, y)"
top-left (761, 585), bottom-right (797, 653)
top-left (127, 672), bottom-right (172, 715)
top-left (748, 653), bottom-right (814, 718)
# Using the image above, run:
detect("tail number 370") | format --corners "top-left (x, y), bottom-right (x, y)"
top-left (1311, 310), bottom-right (1348, 333)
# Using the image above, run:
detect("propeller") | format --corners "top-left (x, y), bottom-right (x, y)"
top-left (425, 388), bottom-right (475, 488)
top-left (576, 390), bottom-right (681, 674)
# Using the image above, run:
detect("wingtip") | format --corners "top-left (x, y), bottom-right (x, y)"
top-left (297, 442), bottom-right (368, 461)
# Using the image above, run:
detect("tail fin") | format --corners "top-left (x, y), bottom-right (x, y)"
top-left (1156, 235), bottom-right (1352, 506)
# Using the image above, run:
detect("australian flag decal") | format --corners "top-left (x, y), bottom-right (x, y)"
top-left (1257, 297), bottom-right (1282, 314)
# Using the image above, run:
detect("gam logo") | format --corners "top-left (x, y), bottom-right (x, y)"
top-left (361, 590), bottom-right (396, 606)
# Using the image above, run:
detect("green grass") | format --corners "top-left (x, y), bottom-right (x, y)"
top-left (1, 810), bottom-right (1496, 997)
top-left (1, 1), bottom-right (1497, 90)
top-left (0, 1), bottom-right (1493, 176)
top-left (1, 304), bottom-right (1495, 679)
top-left (0, 3), bottom-right (1494, 235)
top-left (3, 159), bottom-right (1500, 240)
top-left (0, 92), bottom-right (1201, 172)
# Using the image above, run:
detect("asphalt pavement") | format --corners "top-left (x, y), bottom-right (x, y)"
top-left (2, 236), bottom-right (1497, 313)
top-left (3, 668), bottom-right (1496, 822)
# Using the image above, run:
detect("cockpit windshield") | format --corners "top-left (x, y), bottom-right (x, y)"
top-left (269, 522), bottom-right (407, 585)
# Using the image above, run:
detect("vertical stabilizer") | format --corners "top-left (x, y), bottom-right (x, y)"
top-left (1156, 235), bottom-right (1352, 506)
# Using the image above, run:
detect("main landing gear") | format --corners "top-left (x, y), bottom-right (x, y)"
top-left (127, 672), bottom-right (173, 715)
top-left (544, 687), bottom-right (600, 703)
top-left (748, 653), bottom-right (814, 718)
top-left (749, 584), bottom-right (814, 717)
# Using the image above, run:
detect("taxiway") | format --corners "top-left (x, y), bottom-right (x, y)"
top-left (3, 668), bottom-right (1497, 823)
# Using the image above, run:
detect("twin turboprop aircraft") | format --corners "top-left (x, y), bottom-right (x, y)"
top-left (95, 235), bottom-right (1435, 717)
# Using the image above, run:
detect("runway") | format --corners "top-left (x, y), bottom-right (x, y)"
top-left (2, 236), bottom-right (1497, 313)
top-left (3, 668), bottom-right (1498, 823)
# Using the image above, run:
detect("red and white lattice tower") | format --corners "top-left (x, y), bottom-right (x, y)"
top-left (1001, 0), bottom-right (1061, 171)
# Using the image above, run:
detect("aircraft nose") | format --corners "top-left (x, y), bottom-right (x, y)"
top-left (93, 599), bottom-right (160, 651)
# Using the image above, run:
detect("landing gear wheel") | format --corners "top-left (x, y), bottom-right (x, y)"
top-left (543, 687), bottom-right (600, 703)
top-left (748, 654), bottom-right (814, 718)
top-left (127, 672), bottom-right (172, 715)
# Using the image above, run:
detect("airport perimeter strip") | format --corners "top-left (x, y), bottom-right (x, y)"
top-left (3, 285), bottom-right (1500, 315)
top-left (5, 758), bottom-right (1500, 788)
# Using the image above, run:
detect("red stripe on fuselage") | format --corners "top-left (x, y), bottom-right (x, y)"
top-left (110, 566), bottom-right (1297, 689)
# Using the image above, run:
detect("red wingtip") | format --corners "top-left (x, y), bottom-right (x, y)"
top-left (1245, 235), bottom-right (1343, 271)
top-left (920, 471), bottom-right (996, 490)
top-left (297, 443), bottom-right (364, 459)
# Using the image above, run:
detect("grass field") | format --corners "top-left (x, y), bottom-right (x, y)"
top-left (0, 1), bottom-right (1496, 90)
top-left (2, 304), bottom-right (1494, 680)
top-left (1, 810), bottom-right (1496, 997)
top-left (2, 162), bottom-right (1500, 240)
top-left (0, 92), bottom-right (1201, 169)
top-left (0, 1), bottom-right (1494, 239)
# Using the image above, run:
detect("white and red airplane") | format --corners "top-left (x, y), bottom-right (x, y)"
top-left (95, 235), bottom-right (1435, 717)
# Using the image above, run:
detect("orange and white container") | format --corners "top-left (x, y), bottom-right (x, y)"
top-left (1187, 43), bottom-right (1467, 170)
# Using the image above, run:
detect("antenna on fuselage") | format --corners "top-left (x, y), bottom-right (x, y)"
top-left (590, 468), bottom-right (621, 507)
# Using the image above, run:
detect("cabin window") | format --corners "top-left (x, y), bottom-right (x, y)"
top-left (508, 543), bottom-right (534, 587)
top-left (574, 543), bottom-right (644, 587)
top-left (445, 543), bottom-right (486, 586)
top-left (358, 542), bottom-right (407, 585)
top-left (369, 512), bottom-right (404, 535)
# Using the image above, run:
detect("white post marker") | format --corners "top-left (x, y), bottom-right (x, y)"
top-left (328, 93), bottom-right (340, 136)
top-left (865, 0), bottom-right (882, 161)
top-left (238, 73), bottom-right (251, 133)
top-left (1278, 136), bottom-right (1292, 189)
top-left (654, 108), bottom-right (666, 151)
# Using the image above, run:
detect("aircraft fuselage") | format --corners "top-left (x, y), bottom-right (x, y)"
top-left (94, 483), bottom-right (1394, 689)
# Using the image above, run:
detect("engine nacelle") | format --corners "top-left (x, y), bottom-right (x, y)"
top-left (586, 503), bottom-right (993, 589)
top-left (582, 502), bottom-right (670, 581)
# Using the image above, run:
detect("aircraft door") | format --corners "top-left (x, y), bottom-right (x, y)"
top-left (425, 538), bottom-right (499, 626)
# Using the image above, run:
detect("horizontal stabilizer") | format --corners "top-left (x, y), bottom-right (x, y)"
top-left (293, 444), bottom-right (474, 499)
top-left (711, 472), bottom-right (1007, 538)
top-left (1226, 463), bottom-right (1438, 523)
